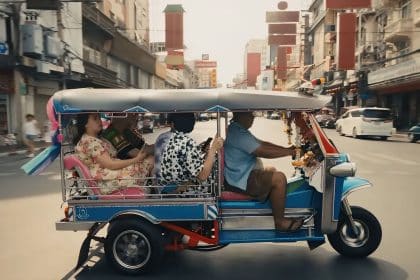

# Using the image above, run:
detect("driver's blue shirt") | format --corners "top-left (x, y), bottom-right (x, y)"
top-left (224, 121), bottom-right (261, 190)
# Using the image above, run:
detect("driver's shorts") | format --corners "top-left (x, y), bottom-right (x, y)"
top-left (246, 169), bottom-right (276, 202)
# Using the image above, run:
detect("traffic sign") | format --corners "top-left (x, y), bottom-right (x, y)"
top-left (0, 42), bottom-right (9, 55)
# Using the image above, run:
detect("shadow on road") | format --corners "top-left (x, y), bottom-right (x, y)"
top-left (0, 158), bottom-right (61, 200)
top-left (70, 243), bottom-right (407, 280)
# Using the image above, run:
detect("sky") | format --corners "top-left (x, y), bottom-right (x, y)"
top-left (149, 0), bottom-right (311, 86)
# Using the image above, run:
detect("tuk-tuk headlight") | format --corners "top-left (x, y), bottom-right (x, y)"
top-left (329, 162), bottom-right (356, 177)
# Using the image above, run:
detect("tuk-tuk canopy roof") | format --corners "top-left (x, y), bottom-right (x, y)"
top-left (52, 88), bottom-right (331, 113)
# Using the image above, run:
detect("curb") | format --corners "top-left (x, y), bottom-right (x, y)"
top-left (391, 133), bottom-right (408, 139)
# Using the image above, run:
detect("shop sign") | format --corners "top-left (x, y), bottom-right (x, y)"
top-left (19, 83), bottom-right (27, 96)
top-left (0, 42), bottom-right (9, 55)
top-left (359, 89), bottom-right (371, 100)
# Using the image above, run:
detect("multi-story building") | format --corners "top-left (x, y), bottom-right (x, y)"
top-left (367, 0), bottom-right (420, 129)
top-left (244, 39), bottom-right (270, 88)
top-left (0, 1), bottom-right (157, 142)
top-left (0, 2), bottom-right (84, 138)
top-left (82, 1), bottom-right (155, 89)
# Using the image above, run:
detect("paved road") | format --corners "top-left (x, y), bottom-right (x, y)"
top-left (0, 118), bottom-right (418, 279)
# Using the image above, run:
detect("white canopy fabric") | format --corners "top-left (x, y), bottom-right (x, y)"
top-left (52, 88), bottom-right (331, 113)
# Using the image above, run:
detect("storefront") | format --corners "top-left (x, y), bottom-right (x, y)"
top-left (0, 71), bottom-right (13, 134)
top-left (368, 54), bottom-right (420, 130)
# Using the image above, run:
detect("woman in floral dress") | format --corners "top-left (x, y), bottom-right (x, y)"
top-left (74, 113), bottom-right (152, 195)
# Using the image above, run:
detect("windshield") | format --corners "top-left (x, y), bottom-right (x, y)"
top-left (362, 110), bottom-right (391, 119)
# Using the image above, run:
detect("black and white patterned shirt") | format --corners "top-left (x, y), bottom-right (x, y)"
top-left (160, 131), bottom-right (205, 185)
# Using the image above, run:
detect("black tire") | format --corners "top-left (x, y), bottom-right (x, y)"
top-left (328, 206), bottom-right (381, 258)
top-left (380, 136), bottom-right (388, 141)
top-left (105, 219), bottom-right (164, 275)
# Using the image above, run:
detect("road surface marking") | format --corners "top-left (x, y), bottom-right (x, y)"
top-left (369, 153), bottom-right (419, 166)
top-left (350, 153), bottom-right (389, 165)
top-left (0, 172), bottom-right (16, 177)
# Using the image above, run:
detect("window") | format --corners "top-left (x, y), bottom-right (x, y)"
top-left (363, 109), bottom-right (391, 119)
top-left (351, 111), bottom-right (362, 117)
top-left (399, 0), bottom-right (412, 19)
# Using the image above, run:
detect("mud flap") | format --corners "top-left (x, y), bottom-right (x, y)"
top-left (75, 223), bottom-right (105, 270)
top-left (307, 240), bottom-right (325, 250)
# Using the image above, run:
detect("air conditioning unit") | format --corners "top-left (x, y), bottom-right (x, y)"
top-left (325, 24), bottom-right (336, 32)
top-left (44, 35), bottom-right (61, 58)
top-left (22, 24), bottom-right (43, 58)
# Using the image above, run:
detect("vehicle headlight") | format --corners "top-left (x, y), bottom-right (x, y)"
top-left (329, 162), bottom-right (357, 177)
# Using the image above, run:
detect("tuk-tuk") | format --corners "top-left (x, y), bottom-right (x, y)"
top-left (23, 88), bottom-right (382, 275)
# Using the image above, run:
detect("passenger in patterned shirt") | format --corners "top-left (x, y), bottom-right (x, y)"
top-left (160, 113), bottom-right (223, 190)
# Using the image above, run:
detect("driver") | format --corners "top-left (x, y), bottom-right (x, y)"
top-left (224, 112), bottom-right (303, 232)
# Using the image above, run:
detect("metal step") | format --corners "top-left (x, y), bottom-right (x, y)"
top-left (219, 229), bottom-right (324, 244)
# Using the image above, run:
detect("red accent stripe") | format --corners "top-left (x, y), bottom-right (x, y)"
top-left (309, 114), bottom-right (338, 154)
top-left (160, 222), bottom-right (218, 246)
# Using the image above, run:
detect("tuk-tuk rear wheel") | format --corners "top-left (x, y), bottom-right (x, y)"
top-left (104, 219), bottom-right (164, 275)
top-left (327, 206), bottom-right (381, 258)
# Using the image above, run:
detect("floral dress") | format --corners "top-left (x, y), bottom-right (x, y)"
top-left (75, 134), bottom-right (151, 194)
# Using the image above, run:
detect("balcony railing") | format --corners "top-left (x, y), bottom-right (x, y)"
top-left (368, 51), bottom-right (420, 85)
top-left (82, 3), bottom-right (116, 38)
top-left (83, 61), bottom-right (121, 88)
top-left (384, 17), bottom-right (413, 42)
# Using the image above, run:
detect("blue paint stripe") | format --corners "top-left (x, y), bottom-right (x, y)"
top-left (74, 204), bottom-right (207, 222)
top-left (219, 229), bottom-right (325, 244)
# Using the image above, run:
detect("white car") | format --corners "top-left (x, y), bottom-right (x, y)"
top-left (335, 107), bottom-right (393, 140)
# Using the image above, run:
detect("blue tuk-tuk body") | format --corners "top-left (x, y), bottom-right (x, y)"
top-left (24, 89), bottom-right (381, 275)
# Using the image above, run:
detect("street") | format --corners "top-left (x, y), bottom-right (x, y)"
top-left (0, 117), bottom-right (419, 280)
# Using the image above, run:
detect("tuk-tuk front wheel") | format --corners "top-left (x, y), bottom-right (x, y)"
top-left (327, 206), bottom-right (381, 258)
top-left (105, 219), bottom-right (164, 275)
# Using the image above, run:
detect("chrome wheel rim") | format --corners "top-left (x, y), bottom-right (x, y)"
top-left (113, 230), bottom-right (151, 270)
top-left (340, 220), bottom-right (369, 248)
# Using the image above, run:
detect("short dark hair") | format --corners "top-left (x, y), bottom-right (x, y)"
top-left (26, 114), bottom-right (35, 119)
top-left (171, 113), bottom-right (196, 133)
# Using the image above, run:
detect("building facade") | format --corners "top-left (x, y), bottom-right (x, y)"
top-left (367, 0), bottom-right (420, 129)
top-left (0, 1), bottom-right (157, 143)
top-left (244, 39), bottom-right (270, 88)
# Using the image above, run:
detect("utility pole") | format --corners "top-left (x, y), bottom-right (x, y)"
top-left (56, 2), bottom-right (67, 89)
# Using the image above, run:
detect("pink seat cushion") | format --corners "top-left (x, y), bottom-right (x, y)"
top-left (64, 155), bottom-right (145, 199)
top-left (220, 191), bottom-right (252, 201)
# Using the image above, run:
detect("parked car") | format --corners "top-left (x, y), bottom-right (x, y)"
top-left (335, 107), bottom-right (393, 140)
top-left (315, 114), bottom-right (336, 129)
top-left (270, 112), bottom-right (280, 120)
top-left (198, 113), bottom-right (209, 121)
top-left (408, 123), bottom-right (420, 143)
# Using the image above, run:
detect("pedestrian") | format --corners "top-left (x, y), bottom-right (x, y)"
top-left (23, 114), bottom-right (40, 158)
